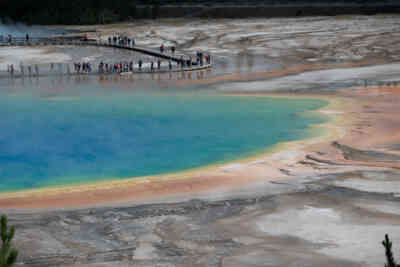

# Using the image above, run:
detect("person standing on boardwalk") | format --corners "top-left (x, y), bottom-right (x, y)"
top-left (168, 60), bottom-right (172, 70)
top-left (99, 62), bottom-right (104, 73)
top-left (35, 64), bottom-right (39, 76)
top-left (157, 59), bottom-right (161, 70)
top-left (25, 33), bottom-right (29, 42)
top-left (139, 59), bottom-right (142, 71)
top-left (20, 62), bottom-right (24, 76)
top-left (151, 62), bottom-right (154, 72)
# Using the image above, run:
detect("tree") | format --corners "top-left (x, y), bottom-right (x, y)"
top-left (151, 0), bottom-right (160, 19)
top-left (382, 234), bottom-right (399, 267)
top-left (0, 215), bottom-right (18, 267)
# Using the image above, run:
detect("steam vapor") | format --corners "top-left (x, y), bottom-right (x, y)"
top-left (0, 18), bottom-right (67, 37)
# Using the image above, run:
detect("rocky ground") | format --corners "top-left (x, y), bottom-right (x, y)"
top-left (2, 15), bottom-right (400, 267)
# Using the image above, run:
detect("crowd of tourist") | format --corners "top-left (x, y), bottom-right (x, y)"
top-left (70, 46), bottom-right (211, 74)
top-left (5, 51), bottom-right (211, 77)
top-left (97, 58), bottom-right (176, 73)
top-left (176, 52), bottom-right (211, 68)
top-left (3, 32), bottom-right (212, 77)
top-left (107, 35), bottom-right (136, 47)
top-left (93, 48), bottom-right (211, 74)
top-left (73, 62), bottom-right (92, 73)
top-left (7, 63), bottom-right (41, 77)
top-left (159, 44), bottom-right (176, 54)
top-left (106, 35), bottom-right (181, 59)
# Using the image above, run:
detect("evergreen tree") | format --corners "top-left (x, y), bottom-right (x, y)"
top-left (0, 215), bottom-right (18, 267)
top-left (383, 234), bottom-right (399, 267)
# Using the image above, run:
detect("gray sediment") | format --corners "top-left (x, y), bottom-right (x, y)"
top-left (9, 164), bottom-right (400, 267)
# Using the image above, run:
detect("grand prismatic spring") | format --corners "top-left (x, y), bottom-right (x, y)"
top-left (1, 13), bottom-right (400, 267)
top-left (0, 79), bottom-right (326, 192)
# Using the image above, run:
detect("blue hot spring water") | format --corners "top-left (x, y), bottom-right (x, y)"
top-left (0, 92), bottom-right (327, 192)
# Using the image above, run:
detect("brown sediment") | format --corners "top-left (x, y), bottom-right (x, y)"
top-left (1, 69), bottom-right (399, 210)
top-left (303, 85), bottom-right (400, 168)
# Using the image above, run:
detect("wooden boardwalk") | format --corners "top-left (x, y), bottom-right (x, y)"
top-left (0, 37), bottom-right (209, 64)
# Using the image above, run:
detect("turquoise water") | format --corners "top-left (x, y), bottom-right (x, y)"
top-left (0, 91), bottom-right (326, 192)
